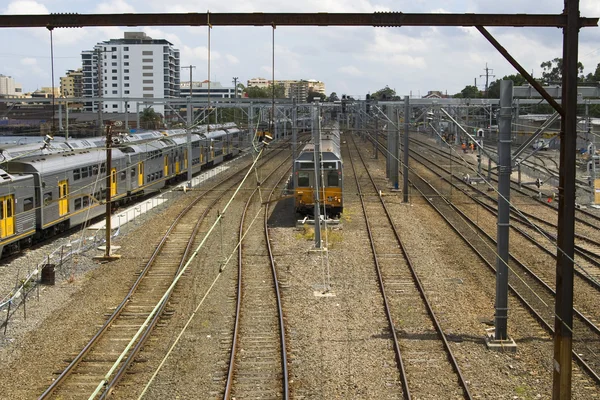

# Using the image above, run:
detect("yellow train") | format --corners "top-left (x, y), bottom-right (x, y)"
top-left (293, 127), bottom-right (343, 217)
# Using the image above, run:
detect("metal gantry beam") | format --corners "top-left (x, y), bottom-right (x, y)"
top-left (0, 13), bottom-right (596, 29)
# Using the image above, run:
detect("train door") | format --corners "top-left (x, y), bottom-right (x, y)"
top-left (175, 151), bottom-right (181, 174)
top-left (0, 195), bottom-right (15, 238)
top-left (138, 162), bottom-right (144, 186)
top-left (58, 180), bottom-right (69, 216)
top-left (184, 149), bottom-right (188, 170)
top-left (110, 168), bottom-right (117, 197)
top-left (164, 155), bottom-right (169, 176)
top-left (200, 146), bottom-right (204, 164)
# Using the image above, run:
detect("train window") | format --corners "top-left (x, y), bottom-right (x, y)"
top-left (82, 167), bottom-right (89, 179)
top-left (323, 162), bottom-right (337, 170)
top-left (101, 163), bottom-right (106, 174)
top-left (73, 169), bottom-right (81, 180)
top-left (327, 171), bottom-right (339, 187)
top-left (82, 196), bottom-right (89, 207)
top-left (44, 192), bottom-right (52, 206)
top-left (298, 171), bottom-right (310, 187)
top-left (23, 197), bottom-right (34, 212)
top-left (131, 168), bottom-right (136, 178)
top-left (92, 165), bottom-right (99, 175)
top-left (120, 171), bottom-right (127, 181)
top-left (74, 198), bottom-right (82, 210)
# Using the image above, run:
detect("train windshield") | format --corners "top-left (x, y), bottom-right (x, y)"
top-left (298, 171), bottom-right (310, 187)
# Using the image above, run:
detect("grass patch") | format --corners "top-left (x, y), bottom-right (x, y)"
top-left (295, 225), bottom-right (343, 248)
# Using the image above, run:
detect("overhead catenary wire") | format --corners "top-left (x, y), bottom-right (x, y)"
top-left (87, 145), bottom-right (266, 400)
top-left (361, 108), bottom-right (600, 339)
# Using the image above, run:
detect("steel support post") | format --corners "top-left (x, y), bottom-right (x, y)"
top-left (312, 105), bottom-right (321, 249)
top-left (434, 103), bottom-right (441, 145)
top-left (249, 102), bottom-right (253, 144)
top-left (65, 101), bottom-right (69, 140)
top-left (495, 80), bottom-right (513, 341)
top-left (553, 1), bottom-right (579, 398)
top-left (124, 101), bottom-right (129, 131)
top-left (374, 116), bottom-right (379, 159)
top-left (58, 102), bottom-right (62, 131)
top-left (403, 96), bottom-right (410, 202)
top-left (136, 102), bottom-right (140, 130)
top-left (386, 106), bottom-right (393, 179)
top-left (186, 97), bottom-right (193, 186)
top-left (389, 106), bottom-right (399, 189)
top-left (292, 98), bottom-right (298, 176)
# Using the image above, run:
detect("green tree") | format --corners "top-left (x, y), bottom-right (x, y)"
top-left (585, 62), bottom-right (600, 82)
top-left (487, 74), bottom-right (527, 98)
top-left (140, 107), bottom-right (163, 129)
top-left (371, 86), bottom-right (399, 101)
top-left (327, 92), bottom-right (339, 102)
top-left (540, 57), bottom-right (585, 84)
top-left (307, 91), bottom-right (326, 103)
top-left (453, 85), bottom-right (480, 99)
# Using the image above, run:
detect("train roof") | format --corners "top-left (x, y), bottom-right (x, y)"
top-left (0, 168), bottom-right (34, 184)
top-left (205, 130), bottom-right (228, 140)
top-left (296, 124), bottom-right (341, 161)
top-left (4, 148), bottom-right (124, 175)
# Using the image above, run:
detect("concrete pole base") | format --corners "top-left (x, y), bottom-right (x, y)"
top-left (484, 329), bottom-right (517, 353)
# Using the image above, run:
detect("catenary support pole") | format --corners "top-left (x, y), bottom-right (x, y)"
top-left (124, 101), bottom-right (129, 132)
top-left (292, 98), bottom-right (297, 176)
top-left (186, 97), bottom-right (193, 186)
top-left (403, 96), bottom-right (410, 202)
top-left (136, 102), bottom-right (140, 130)
top-left (495, 79), bottom-right (513, 341)
top-left (389, 105), bottom-right (399, 189)
top-left (553, 1), bottom-right (579, 398)
top-left (386, 106), bottom-right (392, 179)
top-left (374, 113), bottom-right (378, 159)
top-left (312, 105), bottom-right (321, 249)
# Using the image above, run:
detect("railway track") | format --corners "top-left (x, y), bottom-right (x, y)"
top-left (406, 145), bottom-right (600, 293)
top-left (365, 134), bottom-right (600, 386)
top-left (348, 134), bottom-right (471, 399)
top-left (223, 159), bottom-right (290, 399)
top-left (38, 146), bottom-right (288, 399)
top-left (411, 135), bottom-right (600, 230)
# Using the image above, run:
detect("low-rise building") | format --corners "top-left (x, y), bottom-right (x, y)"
top-left (180, 80), bottom-right (242, 99)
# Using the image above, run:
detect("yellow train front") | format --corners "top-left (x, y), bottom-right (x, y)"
top-left (293, 129), bottom-right (343, 218)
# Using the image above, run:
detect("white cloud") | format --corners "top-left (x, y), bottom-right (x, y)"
top-left (20, 57), bottom-right (37, 66)
top-left (338, 66), bottom-right (364, 76)
top-left (3, 0), bottom-right (48, 14)
top-left (226, 54), bottom-right (239, 64)
top-left (94, 0), bottom-right (136, 14)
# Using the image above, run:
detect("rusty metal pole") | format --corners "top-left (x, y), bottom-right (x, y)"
top-left (104, 124), bottom-right (112, 258)
top-left (553, 1), bottom-right (579, 398)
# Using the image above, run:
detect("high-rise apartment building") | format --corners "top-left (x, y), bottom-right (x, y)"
top-left (0, 75), bottom-right (23, 98)
top-left (82, 32), bottom-right (180, 115)
top-left (60, 68), bottom-right (83, 98)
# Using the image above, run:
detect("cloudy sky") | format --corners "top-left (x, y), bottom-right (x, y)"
top-left (1, 0), bottom-right (600, 98)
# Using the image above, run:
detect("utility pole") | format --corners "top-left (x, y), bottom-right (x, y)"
top-left (96, 48), bottom-right (103, 136)
top-left (480, 63), bottom-right (496, 97)
top-left (232, 76), bottom-right (238, 98)
top-left (94, 124), bottom-right (120, 261)
top-left (182, 65), bottom-right (195, 187)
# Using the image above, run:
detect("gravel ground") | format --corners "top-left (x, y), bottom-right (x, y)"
top-left (1, 134), bottom-right (599, 399)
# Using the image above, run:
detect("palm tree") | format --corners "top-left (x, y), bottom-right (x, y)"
top-left (140, 107), bottom-right (163, 129)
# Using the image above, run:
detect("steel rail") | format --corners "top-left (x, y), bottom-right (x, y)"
top-left (0, 13), bottom-right (597, 29)
top-left (410, 135), bottom-right (600, 228)
top-left (405, 144), bottom-right (600, 292)
top-left (349, 134), bottom-right (472, 399)
top-left (345, 135), bottom-right (410, 399)
top-left (39, 146), bottom-right (287, 399)
top-left (367, 135), bottom-right (600, 385)
top-left (223, 160), bottom-right (291, 399)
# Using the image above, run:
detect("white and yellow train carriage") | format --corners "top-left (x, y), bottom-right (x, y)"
top-left (293, 128), bottom-right (343, 217)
